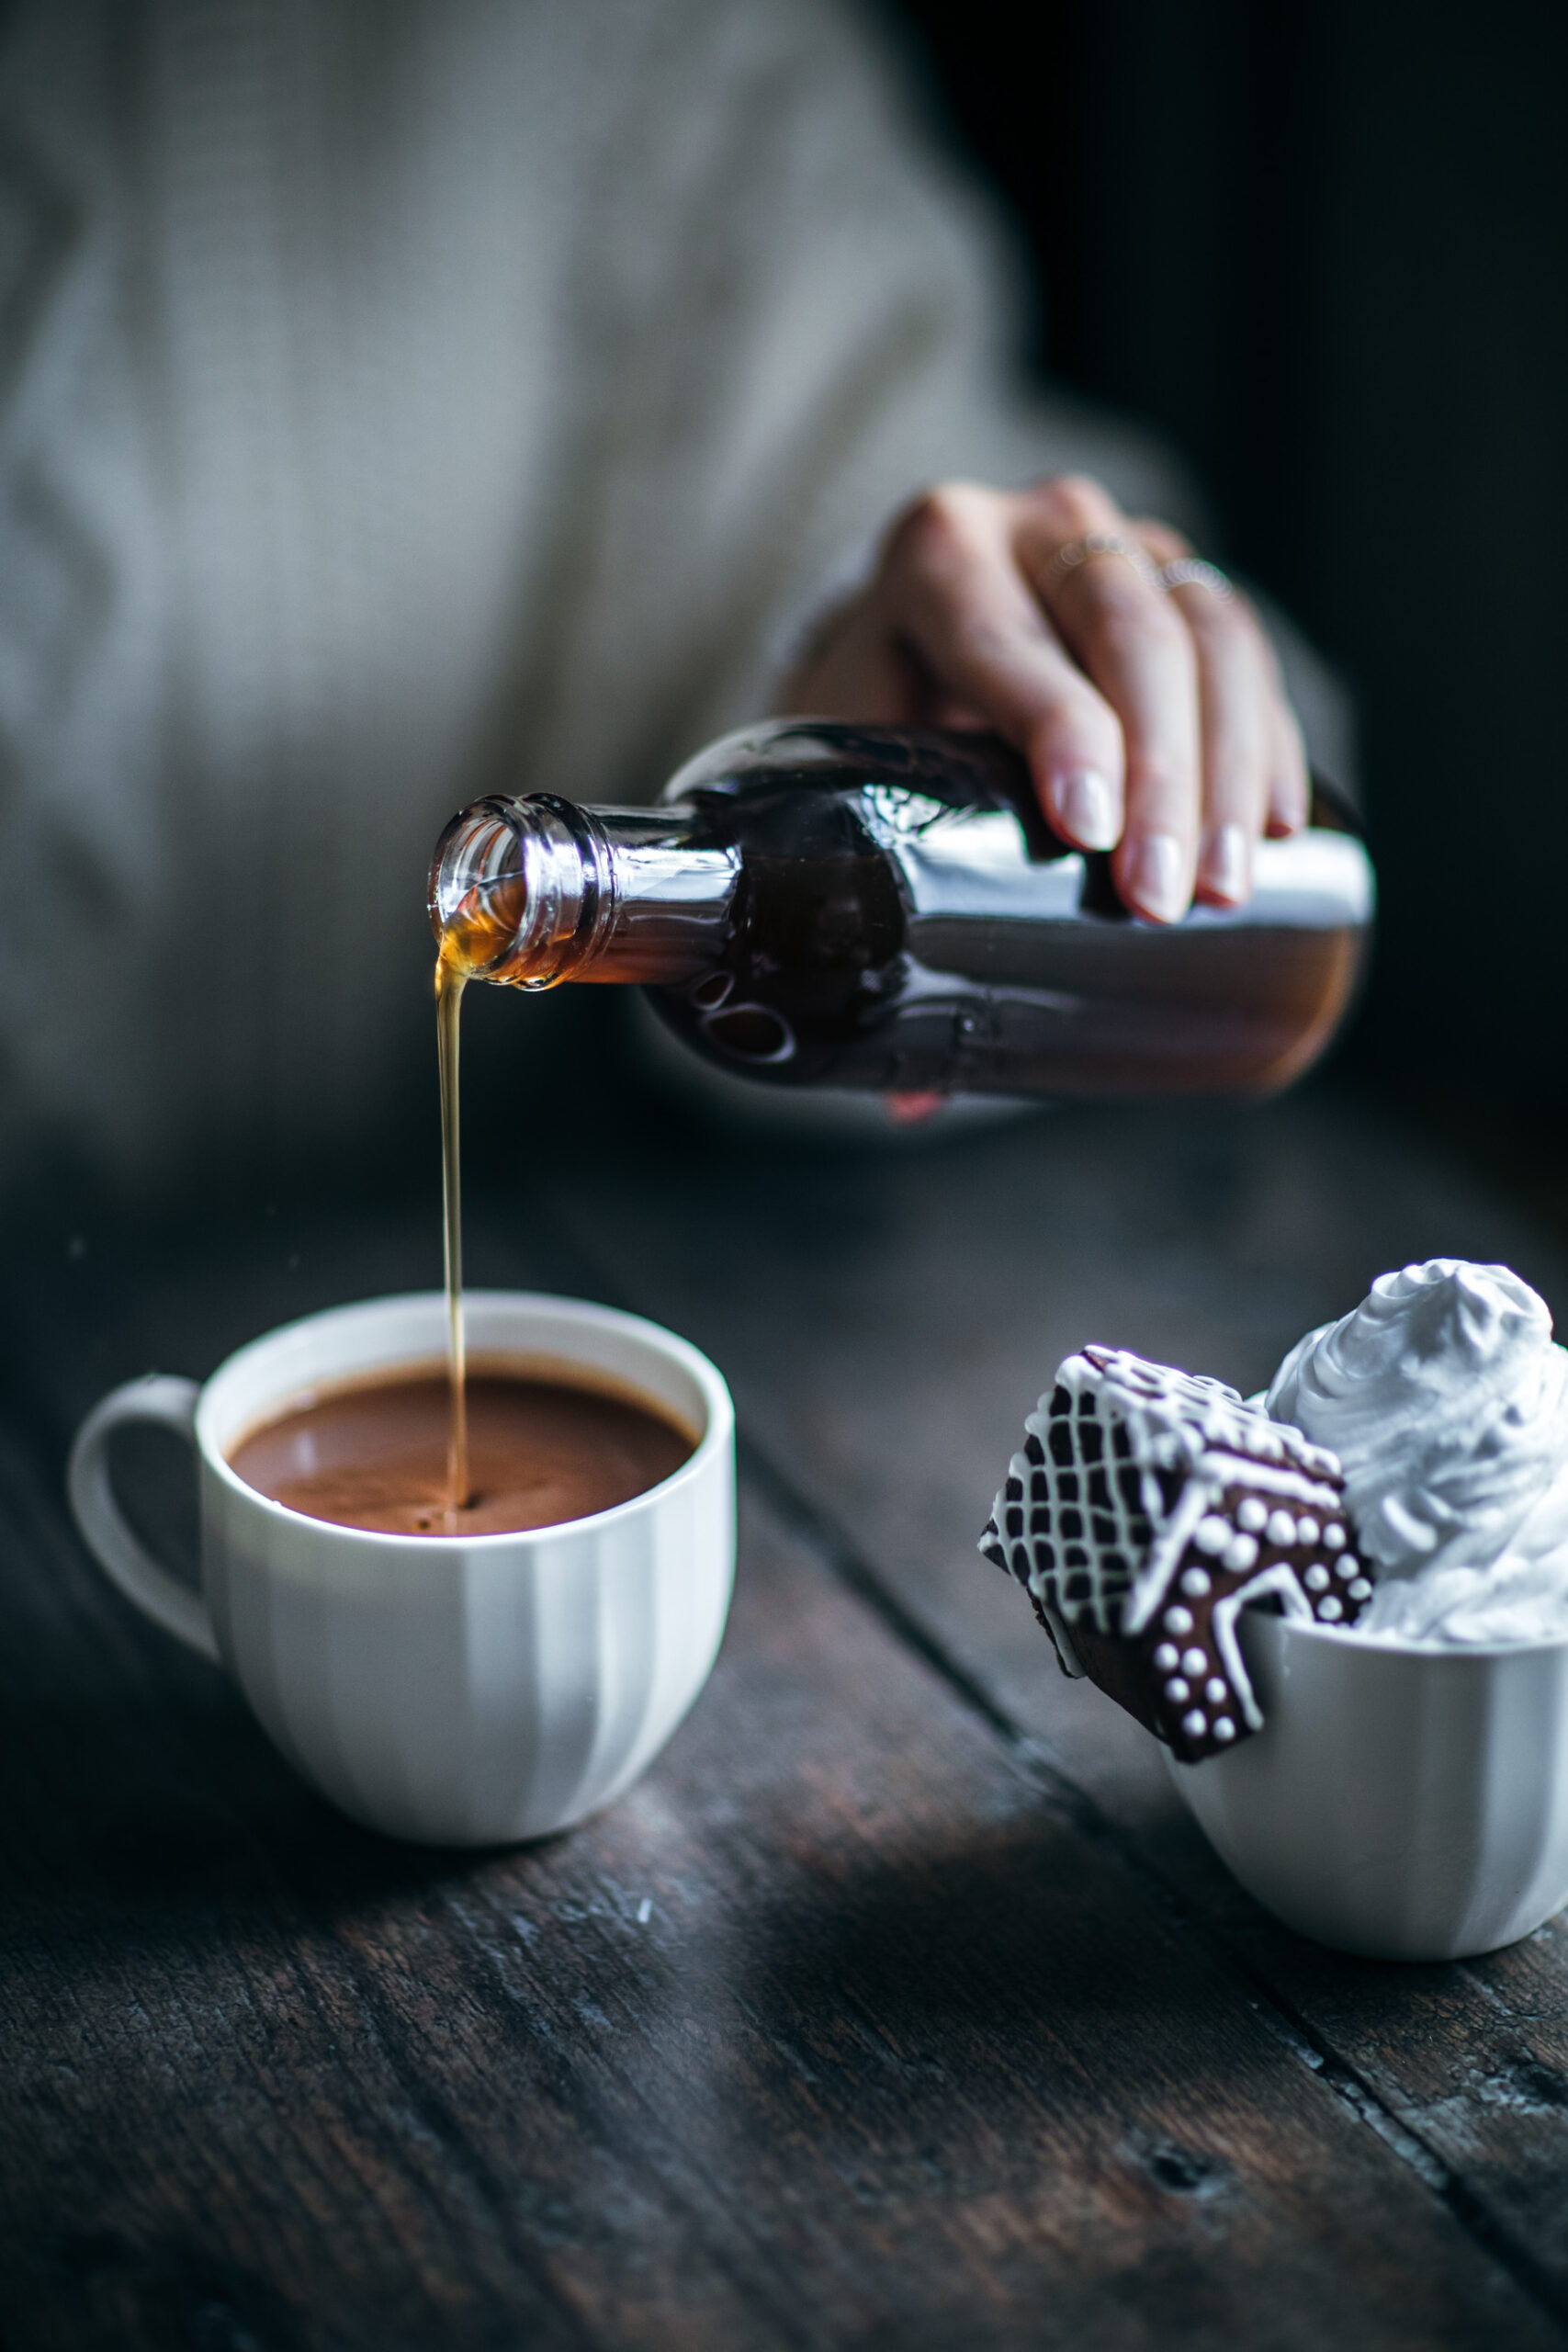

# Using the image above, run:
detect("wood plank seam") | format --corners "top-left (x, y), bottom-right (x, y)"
top-left (521, 1190), bottom-right (1568, 2334)
top-left (19, 1180), bottom-right (1568, 2338)
top-left (730, 1422), bottom-right (1568, 2340)
top-left (1239, 1978), bottom-right (1568, 2328)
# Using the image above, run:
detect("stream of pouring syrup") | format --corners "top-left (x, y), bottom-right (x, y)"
top-left (435, 945), bottom-right (468, 1523)
top-left (434, 873), bottom-right (536, 1522)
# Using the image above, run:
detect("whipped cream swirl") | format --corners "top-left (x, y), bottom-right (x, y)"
top-left (1265, 1260), bottom-right (1568, 1645)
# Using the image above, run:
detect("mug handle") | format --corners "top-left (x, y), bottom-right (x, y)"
top-left (67, 1375), bottom-right (220, 1664)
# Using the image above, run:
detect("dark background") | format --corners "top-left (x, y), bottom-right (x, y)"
top-left (889, 0), bottom-right (1567, 1122)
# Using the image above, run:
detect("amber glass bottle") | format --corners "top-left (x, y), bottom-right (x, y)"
top-left (429, 722), bottom-right (1372, 1098)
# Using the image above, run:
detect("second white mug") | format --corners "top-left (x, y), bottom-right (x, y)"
top-left (1168, 1609), bottom-right (1568, 1961)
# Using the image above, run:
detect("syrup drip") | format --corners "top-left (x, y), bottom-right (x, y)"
top-left (435, 946), bottom-right (468, 1521)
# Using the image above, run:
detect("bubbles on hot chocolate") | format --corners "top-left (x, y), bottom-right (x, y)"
top-left (1265, 1260), bottom-right (1568, 1645)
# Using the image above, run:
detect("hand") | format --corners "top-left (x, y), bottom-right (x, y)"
top-left (777, 474), bottom-right (1309, 922)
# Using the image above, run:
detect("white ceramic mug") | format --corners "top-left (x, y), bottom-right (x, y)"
top-left (68, 1291), bottom-right (736, 1847)
top-left (1168, 1609), bottom-right (1568, 1961)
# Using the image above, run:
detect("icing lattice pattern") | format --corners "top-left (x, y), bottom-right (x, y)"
top-left (979, 1346), bottom-right (1370, 1762)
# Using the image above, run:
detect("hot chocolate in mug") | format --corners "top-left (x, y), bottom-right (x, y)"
top-left (68, 1292), bottom-right (736, 1846)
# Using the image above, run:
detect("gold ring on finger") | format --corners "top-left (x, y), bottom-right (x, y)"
top-left (1044, 531), bottom-right (1162, 592)
top-left (1156, 556), bottom-right (1234, 601)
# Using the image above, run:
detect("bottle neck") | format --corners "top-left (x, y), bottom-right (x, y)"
top-left (428, 794), bottom-right (739, 989)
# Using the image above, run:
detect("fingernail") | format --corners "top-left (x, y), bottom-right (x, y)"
top-left (1201, 820), bottom-right (1250, 903)
top-left (1052, 766), bottom-right (1118, 850)
top-left (1271, 781), bottom-right (1309, 835)
top-left (1125, 831), bottom-right (1188, 923)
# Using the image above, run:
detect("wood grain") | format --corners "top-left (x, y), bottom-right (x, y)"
top-left (0, 1429), bottom-right (1552, 2347)
top-left (539, 1079), bottom-right (1568, 2325)
top-left (4, 1083), bottom-right (1568, 2343)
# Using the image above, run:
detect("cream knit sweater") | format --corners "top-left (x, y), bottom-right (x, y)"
top-left (0, 0), bottom-right (1311, 1187)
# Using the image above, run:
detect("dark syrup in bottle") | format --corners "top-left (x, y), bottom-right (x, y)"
top-left (429, 722), bottom-right (1372, 1100)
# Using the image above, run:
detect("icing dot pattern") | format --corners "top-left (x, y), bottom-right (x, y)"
top-left (979, 1343), bottom-right (1371, 1765)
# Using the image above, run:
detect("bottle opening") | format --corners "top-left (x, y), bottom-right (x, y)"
top-left (429, 799), bottom-right (526, 978)
top-left (428, 796), bottom-right (600, 989)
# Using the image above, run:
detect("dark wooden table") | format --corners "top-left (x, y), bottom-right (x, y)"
top-left (6, 1077), bottom-right (1568, 2350)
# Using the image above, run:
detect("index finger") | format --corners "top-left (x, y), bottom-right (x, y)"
top-left (1021, 526), bottom-right (1201, 922)
top-left (877, 487), bottom-right (1130, 851)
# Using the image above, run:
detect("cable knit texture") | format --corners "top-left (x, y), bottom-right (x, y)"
top-left (0, 0), bottom-right (1224, 1183)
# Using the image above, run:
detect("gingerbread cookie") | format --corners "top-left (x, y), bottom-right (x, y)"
top-left (980, 1347), bottom-right (1371, 1761)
